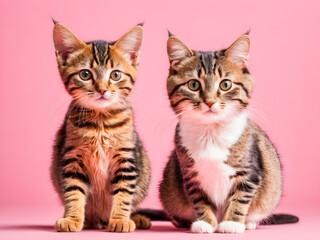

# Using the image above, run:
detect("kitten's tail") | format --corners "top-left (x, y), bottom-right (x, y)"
top-left (134, 209), bottom-right (299, 225)
top-left (133, 209), bottom-right (170, 221)
top-left (261, 214), bottom-right (299, 225)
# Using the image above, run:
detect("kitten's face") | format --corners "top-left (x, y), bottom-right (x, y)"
top-left (53, 23), bottom-right (143, 111)
top-left (167, 35), bottom-right (254, 124)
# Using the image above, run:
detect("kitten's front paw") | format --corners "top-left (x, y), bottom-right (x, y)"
top-left (107, 218), bottom-right (136, 233)
top-left (218, 221), bottom-right (245, 234)
top-left (191, 220), bottom-right (215, 233)
top-left (55, 217), bottom-right (83, 232)
top-left (246, 221), bottom-right (257, 230)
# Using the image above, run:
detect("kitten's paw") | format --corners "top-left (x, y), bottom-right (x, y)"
top-left (107, 219), bottom-right (136, 233)
top-left (131, 214), bottom-right (151, 229)
top-left (246, 221), bottom-right (257, 230)
top-left (55, 217), bottom-right (83, 232)
top-left (191, 220), bottom-right (215, 233)
top-left (218, 221), bottom-right (245, 234)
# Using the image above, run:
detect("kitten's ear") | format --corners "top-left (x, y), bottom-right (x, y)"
top-left (114, 26), bottom-right (144, 65)
top-left (167, 36), bottom-right (193, 64)
top-left (53, 23), bottom-right (86, 61)
top-left (225, 34), bottom-right (250, 67)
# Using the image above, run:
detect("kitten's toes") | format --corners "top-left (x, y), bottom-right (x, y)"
top-left (218, 221), bottom-right (245, 234)
top-left (131, 214), bottom-right (151, 229)
top-left (191, 220), bottom-right (215, 233)
top-left (55, 217), bottom-right (83, 232)
top-left (245, 221), bottom-right (257, 230)
top-left (107, 218), bottom-right (136, 233)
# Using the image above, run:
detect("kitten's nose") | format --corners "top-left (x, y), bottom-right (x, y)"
top-left (100, 90), bottom-right (106, 95)
top-left (205, 101), bottom-right (215, 108)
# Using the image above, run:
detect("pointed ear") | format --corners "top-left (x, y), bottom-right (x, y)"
top-left (114, 26), bottom-right (144, 65)
top-left (53, 23), bottom-right (86, 61)
top-left (167, 36), bottom-right (193, 64)
top-left (225, 34), bottom-right (250, 67)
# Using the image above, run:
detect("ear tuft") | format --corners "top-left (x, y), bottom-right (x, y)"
top-left (53, 23), bottom-right (85, 61)
top-left (167, 30), bottom-right (174, 37)
top-left (114, 26), bottom-right (144, 65)
top-left (51, 17), bottom-right (58, 25)
top-left (167, 36), bottom-right (193, 64)
top-left (225, 34), bottom-right (250, 67)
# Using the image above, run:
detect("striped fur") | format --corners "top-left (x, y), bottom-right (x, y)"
top-left (51, 22), bottom-right (150, 232)
top-left (160, 34), bottom-right (284, 233)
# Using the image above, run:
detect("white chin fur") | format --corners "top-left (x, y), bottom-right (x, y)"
top-left (191, 220), bottom-right (215, 234)
top-left (218, 221), bottom-right (245, 234)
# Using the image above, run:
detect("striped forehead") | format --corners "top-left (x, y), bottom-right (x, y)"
top-left (89, 40), bottom-right (112, 66)
top-left (198, 51), bottom-right (218, 75)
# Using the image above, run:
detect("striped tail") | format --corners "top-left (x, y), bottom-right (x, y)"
top-left (261, 214), bottom-right (299, 225)
top-left (133, 209), bottom-right (170, 221)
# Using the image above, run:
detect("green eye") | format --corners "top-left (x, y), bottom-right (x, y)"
top-left (110, 70), bottom-right (122, 81)
top-left (79, 70), bottom-right (92, 81)
top-left (188, 80), bottom-right (201, 91)
top-left (220, 79), bottom-right (232, 91)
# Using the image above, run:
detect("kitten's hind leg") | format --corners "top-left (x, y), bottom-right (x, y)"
top-left (131, 213), bottom-right (151, 229)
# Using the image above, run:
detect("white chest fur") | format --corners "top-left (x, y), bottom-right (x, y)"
top-left (179, 112), bottom-right (248, 206)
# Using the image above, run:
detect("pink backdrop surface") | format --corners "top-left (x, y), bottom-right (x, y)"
top-left (0, 0), bottom-right (320, 239)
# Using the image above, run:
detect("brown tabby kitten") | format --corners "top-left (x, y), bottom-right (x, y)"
top-left (159, 33), bottom-right (298, 233)
top-left (50, 22), bottom-right (151, 232)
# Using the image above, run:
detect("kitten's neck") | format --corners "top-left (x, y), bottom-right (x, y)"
top-left (178, 112), bottom-right (248, 161)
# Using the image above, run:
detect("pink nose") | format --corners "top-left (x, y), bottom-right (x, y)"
top-left (100, 90), bottom-right (106, 95)
top-left (205, 101), bottom-right (214, 108)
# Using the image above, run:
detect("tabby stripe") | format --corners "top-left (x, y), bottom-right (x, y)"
top-left (65, 73), bottom-right (78, 87)
top-left (119, 148), bottom-right (135, 152)
top-left (193, 197), bottom-right (203, 205)
top-left (234, 210), bottom-right (244, 216)
top-left (114, 167), bottom-right (138, 175)
top-left (92, 43), bottom-right (100, 64)
top-left (188, 188), bottom-right (198, 195)
top-left (200, 55), bottom-right (207, 74)
top-left (108, 107), bottom-right (128, 115)
top-left (233, 82), bottom-right (249, 97)
top-left (123, 201), bottom-right (130, 206)
top-left (63, 171), bottom-right (89, 183)
top-left (111, 175), bottom-right (137, 184)
top-left (123, 73), bottom-right (134, 84)
top-left (185, 182), bottom-right (194, 191)
top-left (129, 184), bottom-right (136, 189)
top-left (121, 208), bottom-right (130, 211)
top-left (236, 171), bottom-right (248, 176)
top-left (169, 83), bottom-right (185, 98)
top-left (65, 186), bottom-right (85, 195)
top-left (61, 158), bottom-right (77, 167)
top-left (64, 146), bottom-right (75, 154)
top-left (232, 98), bottom-right (248, 106)
top-left (236, 199), bottom-right (250, 204)
top-left (112, 188), bottom-right (134, 195)
top-left (171, 98), bottom-right (190, 108)
top-left (74, 121), bottom-right (97, 128)
top-left (119, 87), bottom-right (131, 91)
top-left (104, 118), bottom-right (129, 129)
top-left (119, 158), bottom-right (135, 164)
top-left (237, 182), bottom-right (254, 192)
top-left (113, 154), bottom-right (120, 159)
top-left (69, 87), bottom-right (80, 93)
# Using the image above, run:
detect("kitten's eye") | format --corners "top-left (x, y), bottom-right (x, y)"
top-left (79, 70), bottom-right (92, 81)
top-left (110, 70), bottom-right (122, 81)
top-left (188, 80), bottom-right (201, 91)
top-left (220, 79), bottom-right (232, 91)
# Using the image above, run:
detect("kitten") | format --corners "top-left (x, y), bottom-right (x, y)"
top-left (50, 22), bottom-right (151, 232)
top-left (159, 33), bottom-right (298, 233)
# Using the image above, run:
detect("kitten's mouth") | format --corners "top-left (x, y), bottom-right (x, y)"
top-left (204, 109), bottom-right (217, 115)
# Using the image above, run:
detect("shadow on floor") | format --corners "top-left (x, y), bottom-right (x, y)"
top-left (0, 225), bottom-right (54, 232)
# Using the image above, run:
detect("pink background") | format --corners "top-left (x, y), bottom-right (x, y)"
top-left (0, 0), bottom-right (319, 239)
